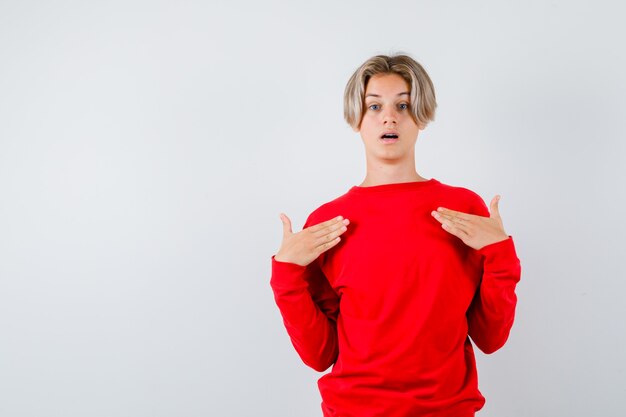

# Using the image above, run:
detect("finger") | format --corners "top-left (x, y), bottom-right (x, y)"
top-left (310, 217), bottom-right (350, 237)
top-left (307, 215), bottom-right (346, 233)
top-left (313, 223), bottom-right (348, 248)
top-left (432, 210), bottom-right (471, 234)
top-left (441, 220), bottom-right (469, 238)
top-left (432, 209), bottom-right (470, 226)
top-left (280, 213), bottom-right (293, 236)
top-left (436, 207), bottom-right (474, 221)
top-left (489, 195), bottom-right (501, 219)
top-left (315, 235), bottom-right (342, 254)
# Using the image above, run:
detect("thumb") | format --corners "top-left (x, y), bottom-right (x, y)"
top-left (279, 213), bottom-right (293, 236)
top-left (489, 195), bottom-right (501, 218)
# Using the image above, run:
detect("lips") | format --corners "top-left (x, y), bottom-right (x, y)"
top-left (380, 131), bottom-right (399, 139)
top-left (380, 131), bottom-right (399, 144)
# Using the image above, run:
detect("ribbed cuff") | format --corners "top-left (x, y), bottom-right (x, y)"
top-left (270, 255), bottom-right (309, 289)
top-left (477, 235), bottom-right (520, 271)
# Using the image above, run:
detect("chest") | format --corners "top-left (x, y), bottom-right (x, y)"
top-left (319, 203), bottom-right (480, 301)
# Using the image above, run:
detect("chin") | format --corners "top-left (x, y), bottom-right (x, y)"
top-left (374, 151), bottom-right (409, 161)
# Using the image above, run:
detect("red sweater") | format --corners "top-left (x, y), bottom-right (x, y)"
top-left (270, 178), bottom-right (521, 417)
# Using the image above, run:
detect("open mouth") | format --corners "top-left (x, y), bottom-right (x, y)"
top-left (380, 133), bottom-right (399, 143)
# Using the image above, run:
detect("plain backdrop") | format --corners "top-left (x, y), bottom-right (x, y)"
top-left (1, 1), bottom-right (625, 416)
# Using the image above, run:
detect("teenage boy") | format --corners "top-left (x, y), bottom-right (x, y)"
top-left (270, 54), bottom-right (521, 417)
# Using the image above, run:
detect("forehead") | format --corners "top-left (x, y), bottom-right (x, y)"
top-left (365, 73), bottom-right (410, 98)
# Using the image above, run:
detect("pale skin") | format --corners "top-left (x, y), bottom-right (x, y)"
top-left (275, 73), bottom-right (508, 265)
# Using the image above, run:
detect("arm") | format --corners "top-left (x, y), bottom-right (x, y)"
top-left (270, 216), bottom-right (341, 372)
top-left (270, 256), bottom-right (339, 371)
top-left (431, 192), bottom-right (522, 353)
top-left (467, 236), bottom-right (521, 354)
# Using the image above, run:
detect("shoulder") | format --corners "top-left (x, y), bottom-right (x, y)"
top-left (303, 190), bottom-right (352, 228)
top-left (436, 179), bottom-right (490, 217)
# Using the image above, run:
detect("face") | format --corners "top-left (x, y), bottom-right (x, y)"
top-left (354, 73), bottom-right (425, 162)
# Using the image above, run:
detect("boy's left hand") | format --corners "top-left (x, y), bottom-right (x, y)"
top-left (431, 195), bottom-right (510, 251)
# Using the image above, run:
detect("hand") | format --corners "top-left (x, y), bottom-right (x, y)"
top-left (274, 213), bottom-right (350, 266)
top-left (431, 195), bottom-right (509, 250)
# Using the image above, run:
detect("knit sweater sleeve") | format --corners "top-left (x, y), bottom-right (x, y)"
top-left (466, 198), bottom-right (522, 354)
top-left (269, 217), bottom-right (340, 372)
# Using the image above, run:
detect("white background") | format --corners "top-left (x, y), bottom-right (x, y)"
top-left (1, 1), bottom-right (625, 416)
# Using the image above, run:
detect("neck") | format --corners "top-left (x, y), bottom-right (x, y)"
top-left (359, 155), bottom-right (426, 187)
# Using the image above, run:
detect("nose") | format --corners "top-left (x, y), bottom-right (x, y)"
top-left (382, 106), bottom-right (398, 125)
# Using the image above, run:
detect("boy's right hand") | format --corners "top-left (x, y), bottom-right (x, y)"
top-left (274, 213), bottom-right (350, 267)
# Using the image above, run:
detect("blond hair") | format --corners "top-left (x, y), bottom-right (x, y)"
top-left (343, 54), bottom-right (437, 130)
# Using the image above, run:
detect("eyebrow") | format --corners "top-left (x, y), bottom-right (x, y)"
top-left (365, 92), bottom-right (410, 98)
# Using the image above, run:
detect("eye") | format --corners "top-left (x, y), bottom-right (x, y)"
top-left (368, 104), bottom-right (380, 111)
top-left (398, 103), bottom-right (409, 110)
